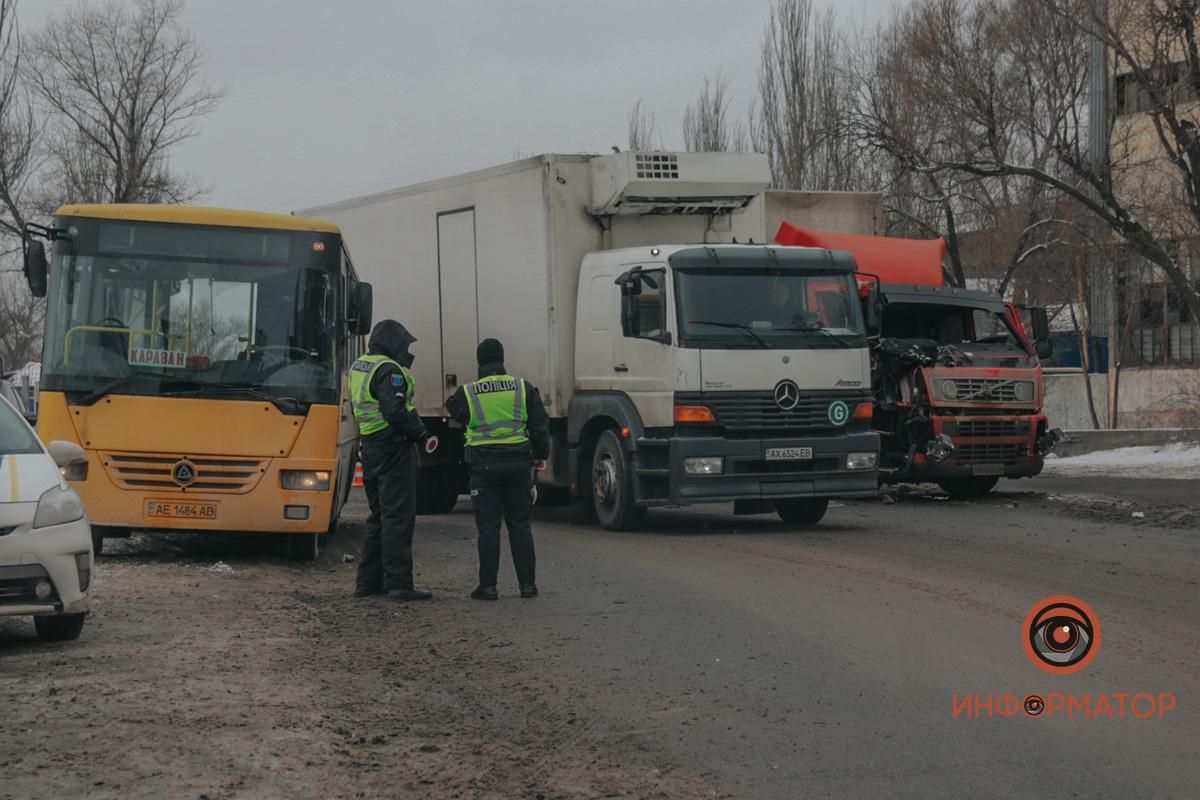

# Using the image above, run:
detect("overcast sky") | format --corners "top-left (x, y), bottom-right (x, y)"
top-left (26, 0), bottom-right (890, 214)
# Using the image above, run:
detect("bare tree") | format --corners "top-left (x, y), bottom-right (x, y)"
top-left (754, 0), bottom-right (868, 190)
top-left (682, 70), bottom-right (747, 153)
top-left (24, 0), bottom-right (222, 209)
top-left (0, 0), bottom-right (37, 245)
top-left (627, 98), bottom-right (659, 151)
top-left (0, 270), bottom-right (42, 369)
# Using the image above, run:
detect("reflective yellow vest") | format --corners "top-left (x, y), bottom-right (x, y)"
top-left (349, 354), bottom-right (415, 436)
top-left (464, 374), bottom-right (529, 447)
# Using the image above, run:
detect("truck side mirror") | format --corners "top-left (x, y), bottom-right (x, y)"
top-left (620, 291), bottom-right (641, 337)
top-left (24, 239), bottom-right (48, 299)
top-left (350, 281), bottom-right (374, 336)
top-left (863, 287), bottom-right (883, 335)
top-left (1029, 307), bottom-right (1052, 360)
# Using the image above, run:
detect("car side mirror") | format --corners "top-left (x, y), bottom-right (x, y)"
top-left (24, 239), bottom-right (48, 299)
top-left (864, 287), bottom-right (883, 335)
top-left (350, 281), bottom-right (374, 336)
top-left (48, 440), bottom-right (87, 469)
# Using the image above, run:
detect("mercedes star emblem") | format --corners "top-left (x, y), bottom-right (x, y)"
top-left (172, 459), bottom-right (197, 487)
top-left (774, 380), bottom-right (801, 411)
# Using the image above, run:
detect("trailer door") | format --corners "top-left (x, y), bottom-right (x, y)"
top-left (436, 209), bottom-right (479, 396)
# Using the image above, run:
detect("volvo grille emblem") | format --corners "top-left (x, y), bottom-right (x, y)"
top-left (774, 380), bottom-right (801, 411)
top-left (172, 460), bottom-right (197, 487)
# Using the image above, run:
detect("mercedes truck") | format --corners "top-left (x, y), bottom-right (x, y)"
top-left (302, 153), bottom-right (881, 528)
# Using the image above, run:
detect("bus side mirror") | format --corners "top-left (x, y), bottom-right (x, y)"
top-left (350, 281), bottom-right (373, 336)
top-left (24, 240), bottom-right (48, 299)
top-left (864, 287), bottom-right (883, 335)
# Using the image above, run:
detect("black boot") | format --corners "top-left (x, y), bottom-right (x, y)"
top-left (471, 585), bottom-right (499, 601)
top-left (386, 588), bottom-right (433, 601)
top-left (519, 583), bottom-right (538, 599)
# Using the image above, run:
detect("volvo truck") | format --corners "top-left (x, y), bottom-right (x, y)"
top-left (777, 223), bottom-right (1061, 499)
top-left (303, 153), bottom-right (880, 528)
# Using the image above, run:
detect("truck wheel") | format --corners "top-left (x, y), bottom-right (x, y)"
top-left (938, 476), bottom-right (1000, 500)
top-left (432, 470), bottom-right (460, 514)
top-left (591, 430), bottom-right (644, 531)
top-left (775, 497), bottom-right (830, 525)
top-left (286, 532), bottom-right (320, 561)
top-left (34, 613), bottom-right (86, 642)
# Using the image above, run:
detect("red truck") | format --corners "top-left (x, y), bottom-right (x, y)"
top-left (776, 223), bottom-right (1062, 498)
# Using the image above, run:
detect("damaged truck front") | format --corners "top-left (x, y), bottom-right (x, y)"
top-left (776, 223), bottom-right (1062, 499)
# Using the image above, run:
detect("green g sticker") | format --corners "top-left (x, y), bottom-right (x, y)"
top-left (828, 400), bottom-right (850, 426)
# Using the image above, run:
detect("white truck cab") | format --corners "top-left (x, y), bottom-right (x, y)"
top-left (303, 152), bottom-right (880, 528)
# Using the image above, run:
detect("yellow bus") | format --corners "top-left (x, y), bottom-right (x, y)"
top-left (23, 205), bottom-right (373, 560)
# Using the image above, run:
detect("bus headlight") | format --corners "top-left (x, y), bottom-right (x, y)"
top-left (1013, 381), bottom-right (1035, 403)
top-left (281, 470), bottom-right (331, 491)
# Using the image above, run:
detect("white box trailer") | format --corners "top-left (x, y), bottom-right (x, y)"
top-left (303, 153), bottom-right (880, 528)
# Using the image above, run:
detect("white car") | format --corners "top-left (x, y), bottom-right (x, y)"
top-left (0, 396), bottom-right (93, 641)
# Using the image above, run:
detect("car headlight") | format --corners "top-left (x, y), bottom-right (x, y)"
top-left (1013, 381), bottom-right (1035, 403)
top-left (281, 470), bottom-right (331, 491)
top-left (846, 452), bottom-right (878, 470)
top-left (684, 457), bottom-right (723, 476)
top-left (33, 486), bottom-right (85, 529)
top-left (941, 380), bottom-right (958, 400)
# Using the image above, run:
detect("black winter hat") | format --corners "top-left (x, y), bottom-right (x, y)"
top-left (477, 338), bottom-right (505, 366)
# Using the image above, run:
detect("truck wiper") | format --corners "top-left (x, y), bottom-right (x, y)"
top-left (688, 320), bottom-right (769, 348)
top-left (77, 371), bottom-right (163, 405)
top-left (160, 383), bottom-right (304, 414)
top-left (775, 327), bottom-right (857, 348)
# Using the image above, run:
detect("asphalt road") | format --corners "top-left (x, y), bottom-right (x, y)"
top-left (2, 477), bottom-right (1198, 799)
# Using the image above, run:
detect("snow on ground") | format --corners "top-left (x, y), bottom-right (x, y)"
top-left (1043, 443), bottom-right (1200, 479)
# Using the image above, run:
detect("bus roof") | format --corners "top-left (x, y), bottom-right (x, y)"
top-left (55, 204), bottom-right (341, 235)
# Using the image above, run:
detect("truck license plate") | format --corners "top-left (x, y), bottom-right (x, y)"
top-left (972, 464), bottom-right (1004, 476)
top-left (765, 447), bottom-right (813, 461)
top-left (146, 500), bottom-right (218, 520)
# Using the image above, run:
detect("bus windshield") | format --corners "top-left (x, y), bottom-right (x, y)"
top-left (41, 217), bottom-right (343, 406)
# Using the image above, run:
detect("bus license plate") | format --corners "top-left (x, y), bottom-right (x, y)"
top-left (146, 500), bottom-right (218, 520)
top-left (972, 464), bottom-right (1005, 476)
top-left (765, 447), bottom-right (813, 461)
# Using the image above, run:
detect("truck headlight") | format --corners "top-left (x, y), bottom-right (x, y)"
top-left (941, 380), bottom-right (958, 400)
top-left (281, 470), bottom-right (331, 491)
top-left (846, 452), bottom-right (878, 470)
top-left (684, 457), bottom-right (723, 476)
top-left (1013, 381), bottom-right (1035, 403)
top-left (33, 486), bottom-right (85, 529)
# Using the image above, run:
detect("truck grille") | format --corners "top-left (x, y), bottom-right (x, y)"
top-left (957, 420), bottom-right (1022, 438)
top-left (683, 392), bottom-right (868, 433)
top-left (952, 379), bottom-right (1020, 402)
top-left (956, 444), bottom-right (1026, 463)
top-left (102, 453), bottom-right (267, 494)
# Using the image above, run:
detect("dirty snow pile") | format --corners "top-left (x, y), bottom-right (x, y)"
top-left (1043, 443), bottom-right (1200, 479)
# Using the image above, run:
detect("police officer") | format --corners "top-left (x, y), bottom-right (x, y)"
top-left (350, 320), bottom-right (433, 601)
top-left (446, 338), bottom-right (549, 600)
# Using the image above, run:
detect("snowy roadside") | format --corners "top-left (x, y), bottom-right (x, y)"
top-left (1043, 443), bottom-right (1200, 479)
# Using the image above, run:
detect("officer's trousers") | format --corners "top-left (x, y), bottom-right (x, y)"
top-left (469, 460), bottom-right (536, 588)
top-left (357, 440), bottom-right (417, 592)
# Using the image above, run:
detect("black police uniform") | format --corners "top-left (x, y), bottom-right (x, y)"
top-left (446, 339), bottom-right (550, 598)
top-left (355, 321), bottom-right (432, 600)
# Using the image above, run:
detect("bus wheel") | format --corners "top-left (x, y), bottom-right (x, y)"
top-left (775, 497), bottom-right (830, 526)
top-left (286, 533), bottom-right (319, 562)
top-left (90, 528), bottom-right (104, 557)
top-left (591, 430), bottom-right (644, 531)
top-left (938, 476), bottom-right (1000, 500)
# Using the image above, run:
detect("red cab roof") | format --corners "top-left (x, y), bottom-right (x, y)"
top-left (774, 222), bottom-right (946, 287)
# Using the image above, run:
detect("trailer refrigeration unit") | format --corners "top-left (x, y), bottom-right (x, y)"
top-left (776, 222), bottom-right (1062, 499)
top-left (303, 153), bottom-right (881, 529)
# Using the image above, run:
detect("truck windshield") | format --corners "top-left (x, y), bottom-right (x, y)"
top-left (676, 269), bottom-right (865, 348)
top-left (41, 218), bottom-right (342, 406)
top-left (882, 303), bottom-right (1025, 352)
